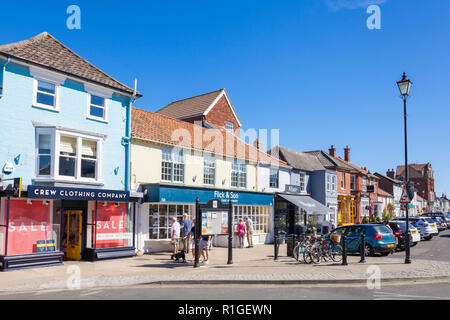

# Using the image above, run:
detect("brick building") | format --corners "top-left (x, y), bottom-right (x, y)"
top-left (395, 163), bottom-right (436, 204)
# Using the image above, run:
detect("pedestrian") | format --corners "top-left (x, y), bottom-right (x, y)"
top-left (329, 219), bottom-right (336, 232)
top-left (180, 214), bottom-right (192, 253)
top-left (189, 219), bottom-right (196, 261)
top-left (237, 218), bottom-right (246, 248)
top-left (200, 233), bottom-right (212, 264)
top-left (170, 216), bottom-right (181, 255)
top-left (243, 216), bottom-right (254, 248)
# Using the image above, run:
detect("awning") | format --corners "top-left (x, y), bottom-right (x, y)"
top-left (278, 194), bottom-right (333, 215)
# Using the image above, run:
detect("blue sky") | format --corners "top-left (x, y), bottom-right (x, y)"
top-left (1, 0), bottom-right (449, 196)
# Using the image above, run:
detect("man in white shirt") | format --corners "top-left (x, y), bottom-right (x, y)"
top-left (244, 216), bottom-right (254, 248)
top-left (171, 217), bottom-right (181, 254)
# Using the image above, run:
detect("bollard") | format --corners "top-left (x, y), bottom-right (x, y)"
top-left (359, 233), bottom-right (366, 263)
top-left (341, 235), bottom-right (348, 266)
top-left (274, 231), bottom-right (279, 260)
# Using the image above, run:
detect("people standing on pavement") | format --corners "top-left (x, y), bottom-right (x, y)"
top-left (237, 218), bottom-right (246, 248)
top-left (180, 214), bottom-right (192, 253)
top-left (171, 217), bottom-right (181, 255)
top-left (244, 216), bottom-right (254, 248)
top-left (200, 233), bottom-right (212, 264)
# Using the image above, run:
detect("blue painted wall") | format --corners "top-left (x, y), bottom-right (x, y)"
top-left (0, 61), bottom-right (130, 190)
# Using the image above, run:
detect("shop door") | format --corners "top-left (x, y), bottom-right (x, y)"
top-left (65, 210), bottom-right (82, 260)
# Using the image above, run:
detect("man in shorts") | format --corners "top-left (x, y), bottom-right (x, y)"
top-left (244, 216), bottom-right (254, 248)
top-left (171, 216), bottom-right (181, 255)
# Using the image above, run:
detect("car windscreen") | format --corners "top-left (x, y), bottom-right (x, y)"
top-left (424, 218), bottom-right (435, 223)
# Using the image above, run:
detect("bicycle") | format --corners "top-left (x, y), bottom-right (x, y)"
top-left (305, 236), bottom-right (343, 264)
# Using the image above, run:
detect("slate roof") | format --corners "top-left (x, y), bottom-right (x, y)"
top-left (304, 150), bottom-right (357, 172)
top-left (0, 32), bottom-right (137, 96)
top-left (267, 146), bottom-right (325, 172)
top-left (156, 89), bottom-right (224, 119)
top-left (132, 107), bottom-right (291, 168)
top-left (374, 172), bottom-right (403, 185)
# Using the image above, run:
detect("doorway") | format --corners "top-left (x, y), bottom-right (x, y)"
top-left (63, 210), bottom-right (83, 260)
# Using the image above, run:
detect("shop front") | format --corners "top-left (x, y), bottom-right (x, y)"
top-left (274, 193), bottom-right (333, 236)
top-left (137, 184), bottom-right (274, 252)
top-left (337, 195), bottom-right (355, 226)
top-left (0, 185), bottom-right (138, 271)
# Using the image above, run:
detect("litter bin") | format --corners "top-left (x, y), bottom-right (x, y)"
top-left (286, 234), bottom-right (296, 257)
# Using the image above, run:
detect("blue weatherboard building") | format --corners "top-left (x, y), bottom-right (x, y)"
top-left (0, 32), bottom-right (141, 270)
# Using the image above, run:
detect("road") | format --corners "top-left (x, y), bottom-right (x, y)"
top-left (1, 229), bottom-right (449, 300)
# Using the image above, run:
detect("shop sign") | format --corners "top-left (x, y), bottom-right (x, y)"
top-left (285, 185), bottom-right (301, 194)
top-left (28, 185), bottom-right (130, 202)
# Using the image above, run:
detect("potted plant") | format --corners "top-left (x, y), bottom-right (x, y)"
top-left (362, 217), bottom-right (369, 224)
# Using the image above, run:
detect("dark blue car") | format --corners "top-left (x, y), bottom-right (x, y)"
top-left (328, 224), bottom-right (397, 256)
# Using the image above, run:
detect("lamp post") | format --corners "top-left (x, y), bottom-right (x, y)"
top-left (397, 72), bottom-right (413, 264)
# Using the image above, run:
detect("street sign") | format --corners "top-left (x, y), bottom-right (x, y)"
top-left (400, 186), bottom-right (411, 204)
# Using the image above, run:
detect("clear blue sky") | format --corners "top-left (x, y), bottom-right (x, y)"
top-left (1, 0), bottom-right (449, 196)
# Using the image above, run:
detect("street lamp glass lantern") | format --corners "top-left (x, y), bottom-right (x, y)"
top-left (397, 73), bottom-right (412, 96)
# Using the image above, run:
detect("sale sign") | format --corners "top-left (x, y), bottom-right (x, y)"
top-left (6, 199), bottom-right (52, 255)
top-left (94, 202), bottom-right (131, 248)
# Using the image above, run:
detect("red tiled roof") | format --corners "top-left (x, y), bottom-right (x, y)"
top-left (156, 89), bottom-right (223, 119)
top-left (132, 107), bottom-right (290, 168)
top-left (377, 188), bottom-right (393, 198)
top-left (0, 32), bottom-right (138, 95)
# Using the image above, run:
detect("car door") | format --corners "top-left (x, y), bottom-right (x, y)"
top-left (346, 226), bottom-right (364, 252)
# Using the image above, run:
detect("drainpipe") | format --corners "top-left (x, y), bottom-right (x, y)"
top-left (124, 78), bottom-right (137, 192)
top-left (0, 56), bottom-right (11, 99)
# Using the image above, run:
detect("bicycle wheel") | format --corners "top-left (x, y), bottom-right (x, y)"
top-left (303, 245), bottom-right (313, 264)
top-left (309, 246), bottom-right (321, 264)
top-left (293, 243), bottom-right (300, 261)
top-left (329, 243), bottom-right (343, 262)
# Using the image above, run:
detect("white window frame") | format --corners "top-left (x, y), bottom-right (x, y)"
top-left (341, 173), bottom-right (345, 190)
top-left (269, 168), bottom-right (279, 189)
top-left (225, 121), bottom-right (234, 132)
top-left (203, 154), bottom-right (216, 186)
top-left (331, 175), bottom-right (336, 191)
top-left (327, 175), bottom-right (331, 192)
top-left (30, 68), bottom-right (65, 112)
top-left (161, 147), bottom-right (185, 183)
top-left (231, 159), bottom-right (246, 189)
top-left (299, 172), bottom-right (306, 192)
top-left (85, 84), bottom-right (112, 123)
top-left (35, 128), bottom-right (103, 184)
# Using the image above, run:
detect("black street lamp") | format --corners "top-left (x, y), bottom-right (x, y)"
top-left (397, 72), bottom-right (413, 264)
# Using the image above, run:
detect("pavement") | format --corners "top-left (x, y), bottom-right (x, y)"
top-left (1, 242), bottom-right (450, 293)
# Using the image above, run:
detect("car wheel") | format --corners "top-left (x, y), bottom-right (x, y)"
top-left (424, 236), bottom-right (432, 241)
top-left (410, 242), bottom-right (418, 247)
top-left (363, 244), bottom-right (374, 257)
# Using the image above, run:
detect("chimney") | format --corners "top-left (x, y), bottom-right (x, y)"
top-left (344, 146), bottom-right (350, 162)
top-left (387, 169), bottom-right (395, 179)
top-left (254, 138), bottom-right (265, 152)
top-left (329, 145), bottom-right (336, 157)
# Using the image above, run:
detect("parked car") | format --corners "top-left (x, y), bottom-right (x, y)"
top-left (424, 212), bottom-right (450, 229)
top-left (389, 221), bottom-right (420, 250)
top-left (395, 217), bottom-right (438, 240)
top-left (327, 224), bottom-right (396, 257)
top-left (430, 216), bottom-right (447, 231)
top-left (421, 216), bottom-right (445, 232)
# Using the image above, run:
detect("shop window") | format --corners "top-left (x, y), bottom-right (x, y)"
top-left (149, 204), bottom-right (194, 240)
top-left (232, 205), bottom-right (270, 235)
top-left (0, 198), bottom-right (60, 255)
top-left (88, 202), bottom-right (133, 249)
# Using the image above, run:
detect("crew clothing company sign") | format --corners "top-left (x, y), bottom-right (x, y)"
top-left (28, 185), bottom-right (130, 202)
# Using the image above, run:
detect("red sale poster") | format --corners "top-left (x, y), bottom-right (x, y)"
top-left (7, 199), bottom-right (52, 255)
top-left (95, 202), bottom-right (130, 248)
